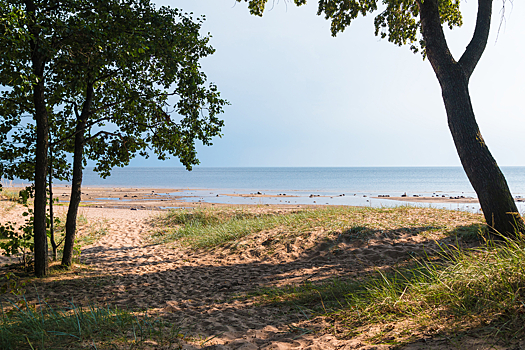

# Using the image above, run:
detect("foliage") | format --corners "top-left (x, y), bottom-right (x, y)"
top-left (0, 0), bottom-right (228, 178)
top-left (238, 0), bottom-right (462, 54)
top-left (0, 187), bottom-right (35, 266)
top-left (253, 230), bottom-right (525, 342)
top-left (0, 0), bottom-right (227, 275)
top-left (0, 187), bottom-right (61, 266)
top-left (0, 272), bottom-right (26, 297)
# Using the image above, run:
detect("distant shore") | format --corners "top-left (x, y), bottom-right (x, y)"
top-left (4, 185), bottom-right (525, 212)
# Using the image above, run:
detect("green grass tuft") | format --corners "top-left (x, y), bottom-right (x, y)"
top-left (254, 234), bottom-right (525, 341)
top-left (151, 206), bottom-right (377, 248)
top-left (0, 299), bottom-right (185, 349)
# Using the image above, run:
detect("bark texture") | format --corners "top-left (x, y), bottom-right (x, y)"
top-left (62, 83), bottom-right (93, 266)
top-left (27, 0), bottom-right (49, 277)
top-left (419, 0), bottom-right (525, 236)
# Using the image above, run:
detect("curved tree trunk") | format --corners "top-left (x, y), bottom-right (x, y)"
top-left (419, 0), bottom-right (525, 236)
top-left (441, 70), bottom-right (524, 235)
top-left (62, 83), bottom-right (93, 267)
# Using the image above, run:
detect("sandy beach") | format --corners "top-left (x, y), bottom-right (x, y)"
top-left (1, 187), bottom-right (524, 349)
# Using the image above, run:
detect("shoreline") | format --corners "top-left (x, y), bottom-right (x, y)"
top-left (3, 185), bottom-right (525, 213)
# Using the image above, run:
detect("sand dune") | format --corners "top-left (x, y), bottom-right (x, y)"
top-left (2, 198), bottom-right (521, 349)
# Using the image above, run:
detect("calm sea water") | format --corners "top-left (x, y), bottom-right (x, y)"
top-left (6, 166), bottom-right (519, 212)
top-left (76, 166), bottom-right (525, 195)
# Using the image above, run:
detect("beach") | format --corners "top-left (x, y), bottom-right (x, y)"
top-left (41, 185), bottom-right (503, 213)
top-left (1, 186), bottom-right (524, 349)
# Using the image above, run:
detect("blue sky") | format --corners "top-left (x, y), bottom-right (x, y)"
top-left (132, 0), bottom-right (525, 167)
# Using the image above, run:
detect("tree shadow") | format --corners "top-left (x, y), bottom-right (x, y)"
top-left (1, 222), bottom-right (504, 349)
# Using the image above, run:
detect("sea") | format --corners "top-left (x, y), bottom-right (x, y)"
top-left (78, 166), bottom-right (525, 213)
top-left (6, 166), bottom-right (525, 213)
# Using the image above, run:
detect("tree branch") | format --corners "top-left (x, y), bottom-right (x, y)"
top-left (49, 114), bottom-right (111, 147)
top-left (83, 130), bottom-right (121, 144)
top-left (0, 97), bottom-right (32, 111)
top-left (418, 0), bottom-right (457, 85)
top-left (458, 0), bottom-right (493, 80)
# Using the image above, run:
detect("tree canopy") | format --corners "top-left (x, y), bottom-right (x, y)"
top-left (239, 0), bottom-right (462, 54)
top-left (0, 0), bottom-right (227, 275)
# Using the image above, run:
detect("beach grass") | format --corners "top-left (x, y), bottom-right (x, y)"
top-left (150, 205), bottom-right (483, 249)
top-left (0, 187), bottom-right (22, 203)
top-left (74, 215), bottom-right (109, 247)
top-left (0, 299), bottom-right (185, 349)
top-left (5, 202), bottom-right (524, 347)
top-left (251, 233), bottom-right (525, 344)
top-left (151, 205), bottom-right (525, 343)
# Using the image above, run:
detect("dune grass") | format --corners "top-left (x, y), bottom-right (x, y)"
top-left (74, 215), bottom-right (109, 247)
top-left (0, 187), bottom-right (22, 202)
top-left (5, 204), bottom-right (522, 346)
top-left (0, 298), bottom-right (185, 349)
top-left (152, 205), bottom-right (525, 343)
top-left (253, 234), bottom-right (525, 343)
top-left (150, 205), bottom-right (482, 249)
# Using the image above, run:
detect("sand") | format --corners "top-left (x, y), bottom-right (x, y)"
top-left (1, 189), bottom-right (522, 349)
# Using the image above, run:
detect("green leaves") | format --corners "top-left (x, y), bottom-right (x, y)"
top-left (238, 0), bottom-right (463, 55)
top-left (0, 0), bottom-right (228, 180)
top-left (0, 187), bottom-right (35, 259)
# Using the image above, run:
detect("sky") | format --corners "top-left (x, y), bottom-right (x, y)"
top-left (130, 0), bottom-right (525, 168)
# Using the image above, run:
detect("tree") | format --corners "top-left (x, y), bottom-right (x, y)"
top-left (0, 0), bottom-right (227, 276)
top-left (55, 1), bottom-right (227, 267)
top-left (238, 0), bottom-right (525, 236)
top-left (0, 0), bottom-right (54, 277)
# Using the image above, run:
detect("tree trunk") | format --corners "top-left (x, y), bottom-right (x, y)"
top-left (419, 0), bottom-right (525, 236)
top-left (61, 120), bottom-right (86, 266)
top-left (441, 71), bottom-right (524, 235)
top-left (27, 0), bottom-right (49, 277)
top-left (32, 75), bottom-right (49, 276)
top-left (49, 146), bottom-right (57, 261)
top-left (62, 83), bottom-right (93, 267)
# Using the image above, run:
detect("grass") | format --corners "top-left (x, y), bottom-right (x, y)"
top-left (0, 298), bottom-right (186, 349)
top-left (252, 234), bottom-right (525, 344)
top-left (151, 206), bottom-right (358, 248)
top-left (5, 203), bottom-right (523, 347)
top-left (150, 205), bottom-right (482, 249)
top-left (151, 206), bottom-right (525, 343)
top-left (0, 187), bottom-right (22, 202)
top-left (74, 215), bottom-right (109, 247)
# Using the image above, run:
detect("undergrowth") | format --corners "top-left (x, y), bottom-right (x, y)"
top-left (0, 298), bottom-right (186, 349)
top-left (254, 233), bottom-right (525, 343)
top-left (74, 216), bottom-right (109, 247)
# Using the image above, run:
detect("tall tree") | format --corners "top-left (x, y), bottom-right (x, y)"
top-left (238, 0), bottom-right (524, 236)
top-left (0, 0), bottom-right (57, 276)
top-left (0, 0), bottom-right (227, 275)
top-left (55, 1), bottom-right (226, 267)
